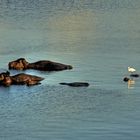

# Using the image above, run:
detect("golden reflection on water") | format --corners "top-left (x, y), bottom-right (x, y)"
top-left (47, 11), bottom-right (96, 31)
top-left (127, 79), bottom-right (135, 89)
top-left (46, 11), bottom-right (97, 52)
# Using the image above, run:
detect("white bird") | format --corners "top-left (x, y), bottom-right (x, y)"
top-left (128, 67), bottom-right (136, 73)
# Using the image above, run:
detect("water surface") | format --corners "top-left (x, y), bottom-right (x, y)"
top-left (0, 0), bottom-right (140, 140)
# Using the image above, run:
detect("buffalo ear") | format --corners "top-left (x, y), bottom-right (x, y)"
top-left (0, 74), bottom-right (4, 80)
top-left (22, 59), bottom-right (29, 68)
top-left (19, 60), bottom-right (23, 63)
top-left (6, 71), bottom-right (10, 75)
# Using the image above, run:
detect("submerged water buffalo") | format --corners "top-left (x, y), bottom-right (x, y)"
top-left (0, 71), bottom-right (44, 86)
top-left (8, 58), bottom-right (73, 71)
top-left (123, 77), bottom-right (130, 82)
top-left (59, 82), bottom-right (89, 87)
top-left (130, 74), bottom-right (140, 78)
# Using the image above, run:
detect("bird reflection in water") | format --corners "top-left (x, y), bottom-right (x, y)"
top-left (127, 78), bottom-right (135, 89)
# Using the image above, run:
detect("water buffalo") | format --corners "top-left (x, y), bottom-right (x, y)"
top-left (0, 71), bottom-right (44, 86)
top-left (130, 74), bottom-right (140, 78)
top-left (123, 77), bottom-right (130, 82)
top-left (8, 58), bottom-right (73, 71)
top-left (59, 82), bottom-right (89, 87)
